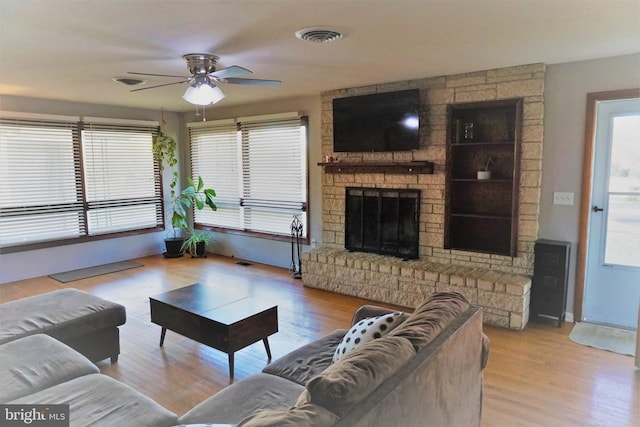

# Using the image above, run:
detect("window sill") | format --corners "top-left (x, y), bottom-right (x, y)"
top-left (0, 227), bottom-right (164, 254)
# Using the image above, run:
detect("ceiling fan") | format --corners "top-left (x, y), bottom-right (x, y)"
top-left (128, 53), bottom-right (281, 105)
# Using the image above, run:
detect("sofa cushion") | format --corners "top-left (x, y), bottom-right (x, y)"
top-left (389, 291), bottom-right (470, 351)
top-left (10, 374), bottom-right (177, 427)
top-left (0, 334), bottom-right (99, 402)
top-left (333, 312), bottom-right (403, 362)
top-left (237, 403), bottom-right (339, 427)
top-left (178, 373), bottom-right (305, 425)
top-left (0, 288), bottom-right (126, 345)
top-left (299, 335), bottom-right (416, 416)
top-left (262, 329), bottom-right (346, 386)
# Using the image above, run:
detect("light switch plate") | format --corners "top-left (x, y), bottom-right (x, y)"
top-left (553, 192), bottom-right (574, 205)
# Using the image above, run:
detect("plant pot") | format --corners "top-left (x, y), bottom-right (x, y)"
top-left (164, 238), bottom-right (184, 258)
top-left (191, 241), bottom-right (207, 258)
top-left (477, 170), bottom-right (491, 180)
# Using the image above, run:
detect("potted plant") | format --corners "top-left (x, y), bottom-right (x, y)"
top-left (152, 131), bottom-right (178, 198)
top-left (152, 117), bottom-right (217, 257)
top-left (477, 156), bottom-right (494, 180)
top-left (152, 121), bottom-right (183, 256)
top-left (181, 227), bottom-right (212, 258)
top-left (169, 176), bottom-right (217, 257)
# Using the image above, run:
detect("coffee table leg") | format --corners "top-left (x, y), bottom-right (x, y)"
top-left (228, 352), bottom-right (234, 380)
top-left (160, 327), bottom-right (167, 346)
top-left (263, 337), bottom-right (272, 361)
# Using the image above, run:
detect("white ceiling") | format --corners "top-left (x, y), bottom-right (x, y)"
top-left (1, 0), bottom-right (639, 112)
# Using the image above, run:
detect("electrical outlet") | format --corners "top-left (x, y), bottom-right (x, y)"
top-left (311, 239), bottom-right (318, 248)
top-left (553, 192), bottom-right (574, 205)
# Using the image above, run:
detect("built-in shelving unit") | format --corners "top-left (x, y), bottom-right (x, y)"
top-left (445, 99), bottom-right (522, 256)
top-left (318, 160), bottom-right (434, 174)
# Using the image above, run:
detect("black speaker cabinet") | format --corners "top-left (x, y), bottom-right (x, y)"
top-left (530, 239), bottom-right (571, 327)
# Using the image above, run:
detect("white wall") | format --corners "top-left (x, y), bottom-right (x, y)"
top-left (541, 53), bottom-right (640, 319)
top-left (0, 95), bottom-right (181, 283)
top-left (185, 95), bottom-right (322, 269)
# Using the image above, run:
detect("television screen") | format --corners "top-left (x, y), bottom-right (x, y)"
top-left (333, 89), bottom-right (420, 152)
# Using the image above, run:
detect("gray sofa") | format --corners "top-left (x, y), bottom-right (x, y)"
top-left (0, 288), bottom-right (126, 363)
top-left (0, 292), bottom-right (489, 427)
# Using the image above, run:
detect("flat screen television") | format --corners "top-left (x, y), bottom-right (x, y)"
top-left (333, 89), bottom-right (420, 152)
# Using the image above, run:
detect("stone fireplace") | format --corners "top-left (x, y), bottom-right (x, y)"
top-left (303, 63), bottom-right (545, 329)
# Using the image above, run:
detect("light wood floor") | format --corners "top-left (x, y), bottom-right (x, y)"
top-left (1, 254), bottom-right (638, 427)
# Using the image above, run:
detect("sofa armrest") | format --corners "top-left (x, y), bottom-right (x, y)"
top-left (352, 305), bottom-right (406, 326)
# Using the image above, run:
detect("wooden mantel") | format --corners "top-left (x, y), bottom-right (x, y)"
top-left (318, 160), bottom-right (434, 174)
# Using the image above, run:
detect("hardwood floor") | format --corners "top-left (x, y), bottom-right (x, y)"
top-left (1, 254), bottom-right (638, 426)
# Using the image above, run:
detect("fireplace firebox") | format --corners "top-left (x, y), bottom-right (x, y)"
top-left (345, 187), bottom-right (420, 259)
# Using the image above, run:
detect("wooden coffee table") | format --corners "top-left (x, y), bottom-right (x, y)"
top-left (149, 283), bottom-right (278, 380)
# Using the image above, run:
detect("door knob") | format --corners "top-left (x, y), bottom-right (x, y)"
top-left (592, 205), bottom-right (604, 212)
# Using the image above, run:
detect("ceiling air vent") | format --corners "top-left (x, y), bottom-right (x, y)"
top-left (112, 77), bottom-right (146, 87)
top-left (295, 27), bottom-right (344, 43)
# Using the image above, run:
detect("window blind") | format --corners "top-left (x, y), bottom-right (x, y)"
top-left (188, 114), bottom-right (308, 238)
top-left (240, 116), bottom-right (308, 236)
top-left (0, 117), bottom-right (85, 246)
top-left (82, 121), bottom-right (162, 235)
top-left (0, 114), bottom-right (161, 249)
top-left (189, 120), bottom-right (242, 229)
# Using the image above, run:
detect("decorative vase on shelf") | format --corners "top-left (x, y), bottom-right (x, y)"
top-left (477, 156), bottom-right (494, 180)
top-left (477, 170), bottom-right (491, 180)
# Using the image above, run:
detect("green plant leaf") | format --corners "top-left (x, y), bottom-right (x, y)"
top-left (171, 211), bottom-right (187, 229)
top-left (204, 189), bottom-right (217, 210)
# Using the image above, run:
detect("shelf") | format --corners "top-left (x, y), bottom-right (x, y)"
top-left (445, 98), bottom-right (522, 257)
top-left (452, 141), bottom-right (514, 147)
top-left (451, 178), bottom-right (513, 183)
top-left (451, 213), bottom-right (512, 220)
top-left (319, 161), bottom-right (434, 174)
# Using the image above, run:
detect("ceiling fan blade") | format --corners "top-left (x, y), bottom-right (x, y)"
top-left (128, 71), bottom-right (189, 79)
top-left (224, 77), bottom-right (281, 86)
top-left (209, 65), bottom-right (252, 79)
top-left (130, 79), bottom-right (191, 92)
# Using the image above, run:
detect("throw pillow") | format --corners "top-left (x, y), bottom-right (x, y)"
top-left (332, 311), bottom-right (404, 363)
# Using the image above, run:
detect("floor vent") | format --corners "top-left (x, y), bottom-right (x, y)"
top-left (236, 261), bottom-right (252, 266)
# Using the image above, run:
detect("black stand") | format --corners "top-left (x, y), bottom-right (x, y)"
top-left (290, 215), bottom-right (303, 279)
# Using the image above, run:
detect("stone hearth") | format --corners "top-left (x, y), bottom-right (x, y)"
top-left (303, 248), bottom-right (531, 329)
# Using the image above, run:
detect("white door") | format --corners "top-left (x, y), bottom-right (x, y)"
top-left (583, 97), bottom-right (640, 329)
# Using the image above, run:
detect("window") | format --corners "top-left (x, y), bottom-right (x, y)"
top-left (0, 113), bottom-right (161, 250)
top-left (189, 112), bottom-right (308, 239)
top-left (82, 118), bottom-right (162, 235)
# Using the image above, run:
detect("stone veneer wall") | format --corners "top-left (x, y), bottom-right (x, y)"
top-left (303, 63), bottom-right (545, 329)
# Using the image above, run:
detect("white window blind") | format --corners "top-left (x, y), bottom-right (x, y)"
top-left (240, 117), bottom-right (307, 236)
top-left (82, 121), bottom-right (162, 235)
top-left (190, 120), bottom-right (242, 229)
top-left (188, 114), bottom-right (308, 238)
top-left (0, 117), bottom-right (85, 246)
top-left (0, 114), bottom-right (161, 249)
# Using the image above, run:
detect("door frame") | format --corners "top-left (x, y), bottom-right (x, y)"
top-left (575, 88), bottom-right (640, 322)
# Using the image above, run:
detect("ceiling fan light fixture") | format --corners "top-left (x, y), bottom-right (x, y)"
top-left (182, 76), bottom-right (225, 105)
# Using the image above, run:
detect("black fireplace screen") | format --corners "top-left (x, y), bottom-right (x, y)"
top-left (345, 187), bottom-right (420, 259)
